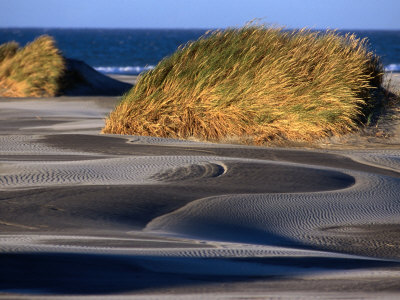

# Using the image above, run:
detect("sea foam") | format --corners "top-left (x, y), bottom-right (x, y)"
top-left (94, 65), bottom-right (155, 75)
top-left (385, 64), bottom-right (400, 72)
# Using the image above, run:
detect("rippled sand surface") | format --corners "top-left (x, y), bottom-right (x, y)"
top-left (1, 96), bottom-right (400, 299)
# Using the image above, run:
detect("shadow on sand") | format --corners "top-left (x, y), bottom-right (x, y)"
top-left (1, 252), bottom-right (400, 295)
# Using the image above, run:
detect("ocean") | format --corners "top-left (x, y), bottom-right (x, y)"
top-left (0, 28), bottom-right (399, 75)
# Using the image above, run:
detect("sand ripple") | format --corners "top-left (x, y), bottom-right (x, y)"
top-left (349, 151), bottom-right (400, 172)
top-left (146, 171), bottom-right (400, 257)
top-left (0, 155), bottom-right (355, 192)
top-left (151, 162), bottom-right (226, 182)
top-left (0, 156), bottom-right (224, 188)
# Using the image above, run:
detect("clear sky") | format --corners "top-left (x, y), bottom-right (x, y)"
top-left (1, 0), bottom-right (399, 30)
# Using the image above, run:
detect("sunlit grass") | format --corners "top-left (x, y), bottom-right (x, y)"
top-left (0, 35), bottom-right (65, 97)
top-left (103, 24), bottom-right (383, 144)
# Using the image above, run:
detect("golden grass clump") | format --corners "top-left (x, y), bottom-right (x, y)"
top-left (0, 35), bottom-right (65, 97)
top-left (103, 25), bottom-right (383, 144)
top-left (0, 41), bottom-right (19, 63)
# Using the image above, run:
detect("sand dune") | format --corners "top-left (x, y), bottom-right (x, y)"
top-left (63, 58), bottom-right (133, 96)
top-left (1, 95), bottom-right (400, 298)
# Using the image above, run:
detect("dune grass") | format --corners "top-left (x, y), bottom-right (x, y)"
top-left (0, 41), bottom-right (19, 63)
top-left (0, 35), bottom-right (65, 97)
top-left (104, 25), bottom-right (383, 144)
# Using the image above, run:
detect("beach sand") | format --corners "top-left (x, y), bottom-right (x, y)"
top-left (0, 76), bottom-right (400, 299)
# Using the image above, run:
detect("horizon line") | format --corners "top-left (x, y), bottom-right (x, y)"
top-left (1, 26), bottom-right (400, 31)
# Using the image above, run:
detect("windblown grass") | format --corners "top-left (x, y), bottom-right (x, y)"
top-left (0, 41), bottom-right (18, 63)
top-left (103, 25), bottom-right (383, 144)
top-left (0, 35), bottom-right (65, 97)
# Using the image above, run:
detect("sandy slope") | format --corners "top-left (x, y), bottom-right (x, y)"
top-left (1, 92), bottom-right (400, 299)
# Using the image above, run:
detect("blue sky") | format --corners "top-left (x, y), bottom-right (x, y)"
top-left (1, 0), bottom-right (400, 30)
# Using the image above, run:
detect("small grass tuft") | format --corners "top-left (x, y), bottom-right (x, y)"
top-left (103, 24), bottom-right (383, 144)
top-left (0, 35), bottom-right (65, 97)
top-left (0, 41), bottom-right (19, 63)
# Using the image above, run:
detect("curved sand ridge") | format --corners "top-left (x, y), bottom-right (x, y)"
top-left (344, 150), bottom-right (400, 172)
top-left (0, 154), bottom-right (354, 190)
top-left (0, 156), bottom-right (223, 188)
top-left (0, 234), bottom-right (364, 258)
top-left (146, 169), bottom-right (400, 257)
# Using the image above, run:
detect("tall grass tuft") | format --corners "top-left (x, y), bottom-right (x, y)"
top-left (103, 25), bottom-right (383, 144)
top-left (0, 35), bottom-right (65, 97)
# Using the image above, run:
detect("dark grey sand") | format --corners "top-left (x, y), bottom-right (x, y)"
top-left (1, 78), bottom-right (400, 299)
top-left (63, 59), bottom-right (133, 96)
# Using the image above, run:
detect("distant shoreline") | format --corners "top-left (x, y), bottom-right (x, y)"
top-left (107, 74), bottom-right (138, 85)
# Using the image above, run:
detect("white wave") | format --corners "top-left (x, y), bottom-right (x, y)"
top-left (384, 64), bottom-right (400, 72)
top-left (94, 65), bottom-right (155, 75)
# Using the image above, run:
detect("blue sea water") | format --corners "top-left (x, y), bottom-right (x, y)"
top-left (0, 28), bottom-right (399, 75)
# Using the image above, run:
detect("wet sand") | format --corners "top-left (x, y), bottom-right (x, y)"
top-left (108, 74), bottom-right (138, 85)
top-left (1, 82), bottom-right (400, 299)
